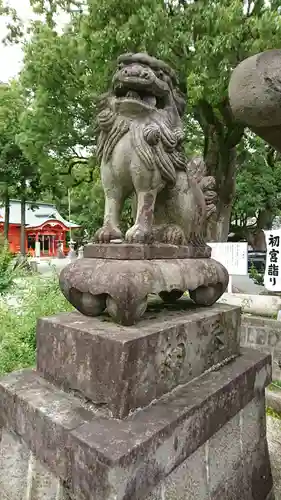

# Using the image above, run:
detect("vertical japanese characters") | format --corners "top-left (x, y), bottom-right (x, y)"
top-left (268, 234), bottom-right (279, 286)
top-left (264, 230), bottom-right (281, 291)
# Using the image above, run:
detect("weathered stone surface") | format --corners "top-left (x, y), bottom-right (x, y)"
top-left (0, 428), bottom-right (71, 499)
top-left (37, 303), bottom-right (240, 418)
top-left (59, 258), bottom-right (228, 325)
top-left (0, 428), bottom-right (29, 499)
top-left (94, 53), bottom-right (216, 246)
top-left (241, 314), bottom-right (281, 380)
top-left (229, 49), bottom-right (281, 153)
top-left (0, 369), bottom-right (95, 481)
top-left (265, 387), bottom-right (281, 414)
top-left (144, 445), bottom-right (209, 499)
top-left (267, 415), bottom-right (281, 499)
top-left (0, 349), bottom-right (272, 500)
top-left (146, 397), bottom-right (273, 499)
top-left (84, 243), bottom-right (211, 260)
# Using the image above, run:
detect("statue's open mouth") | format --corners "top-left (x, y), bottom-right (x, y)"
top-left (114, 82), bottom-right (167, 110)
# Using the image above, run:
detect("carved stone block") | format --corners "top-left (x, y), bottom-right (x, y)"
top-left (37, 302), bottom-right (240, 418)
top-left (59, 256), bottom-right (228, 325)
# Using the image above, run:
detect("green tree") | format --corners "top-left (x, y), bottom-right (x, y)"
top-left (231, 132), bottom-right (281, 250)
top-left (0, 83), bottom-right (23, 241)
top-left (9, 0), bottom-right (281, 241)
top-left (0, 82), bottom-right (43, 254)
top-left (181, 0), bottom-right (281, 240)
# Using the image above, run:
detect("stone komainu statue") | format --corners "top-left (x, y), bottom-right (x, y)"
top-left (95, 52), bottom-right (216, 245)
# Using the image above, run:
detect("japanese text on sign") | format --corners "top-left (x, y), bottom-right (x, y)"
top-left (207, 242), bottom-right (248, 276)
top-left (264, 230), bottom-right (281, 291)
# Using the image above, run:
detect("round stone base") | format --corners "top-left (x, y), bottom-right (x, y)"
top-left (59, 257), bottom-right (229, 326)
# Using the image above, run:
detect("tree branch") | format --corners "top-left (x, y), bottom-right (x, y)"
top-left (246, 0), bottom-right (252, 16)
top-left (197, 99), bottom-right (224, 137)
top-left (226, 124), bottom-right (245, 149)
top-left (250, 0), bottom-right (264, 17)
top-left (68, 156), bottom-right (88, 171)
top-left (266, 146), bottom-right (276, 168)
top-left (69, 147), bottom-right (89, 160)
top-left (217, 98), bottom-right (235, 127)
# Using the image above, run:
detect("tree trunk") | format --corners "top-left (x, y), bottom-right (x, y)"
top-left (248, 230), bottom-right (266, 251)
top-left (195, 99), bottom-right (244, 243)
top-left (3, 187), bottom-right (10, 241)
top-left (205, 133), bottom-right (237, 242)
top-left (207, 204), bottom-right (232, 242)
top-left (247, 208), bottom-right (274, 251)
top-left (20, 195), bottom-right (26, 256)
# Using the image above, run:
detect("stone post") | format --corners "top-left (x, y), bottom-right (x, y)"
top-left (0, 291), bottom-right (274, 499)
top-left (229, 49), bottom-right (281, 154)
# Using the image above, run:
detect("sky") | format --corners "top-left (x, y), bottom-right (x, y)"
top-left (0, 0), bottom-right (68, 82)
top-left (0, 0), bottom-right (33, 82)
top-left (0, 0), bottom-right (274, 83)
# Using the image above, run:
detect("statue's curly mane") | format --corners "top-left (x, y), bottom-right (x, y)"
top-left (96, 104), bottom-right (129, 164)
top-left (96, 90), bottom-right (187, 184)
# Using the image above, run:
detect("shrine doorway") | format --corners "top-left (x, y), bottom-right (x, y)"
top-left (27, 233), bottom-right (57, 257)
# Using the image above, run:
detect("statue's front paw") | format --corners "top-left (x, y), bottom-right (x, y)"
top-left (94, 225), bottom-right (123, 243)
top-left (125, 224), bottom-right (152, 244)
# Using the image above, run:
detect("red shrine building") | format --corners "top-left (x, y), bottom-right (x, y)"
top-left (0, 200), bottom-right (80, 256)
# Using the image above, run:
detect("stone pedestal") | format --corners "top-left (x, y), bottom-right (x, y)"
top-left (36, 301), bottom-right (240, 418)
top-left (59, 243), bottom-right (229, 325)
top-left (0, 299), bottom-right (274, 500)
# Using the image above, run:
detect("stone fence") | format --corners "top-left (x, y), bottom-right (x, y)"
top-left (241, 315), bottom-right (281, 380)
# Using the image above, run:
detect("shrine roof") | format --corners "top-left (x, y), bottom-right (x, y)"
top-left (0, 200), bottom-right (80, 229)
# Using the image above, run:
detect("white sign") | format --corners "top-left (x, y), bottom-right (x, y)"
top-left (264, 230), bottom-right (281, 291)
top-left (208, 242), bottom-right (248, 276)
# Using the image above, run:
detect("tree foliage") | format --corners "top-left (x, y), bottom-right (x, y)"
top-left (0, 81), bottom-right (43, 252)
top-left (2, 0), bottom-right (281, 241)
top-left (231, 132), bottom-right (281, 249)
